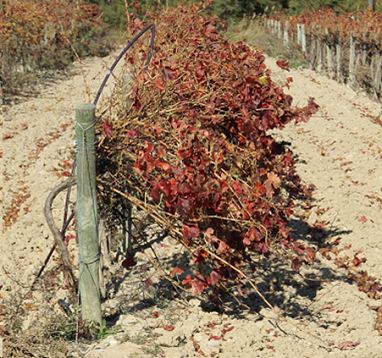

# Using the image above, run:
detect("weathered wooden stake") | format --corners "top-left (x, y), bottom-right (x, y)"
top-left (336, 43), bottom-right (342, 82)
top-left (316, 26), bottom-right (322, 72)
top-left (301, 24), bottom-right (306, 54)
top-left (349, 31), bottom-right (356, 85)
top-left (325, 29), bottom-right (334, 79)
top-left (297, 24), bottom-right (302, 44)
top-left (310, 23), bottom-right (316, 70)
top-left (75, 103), bottom-right (102, 324)
top-left (374, 52), bottom-right (382, 93)
top-left (277, 21), bottom-right (282, 39)
top-left (283, 21), bottom-right (289, 47)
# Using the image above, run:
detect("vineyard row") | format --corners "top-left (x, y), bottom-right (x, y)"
top-left (264, 17), bottom-right (382, 98)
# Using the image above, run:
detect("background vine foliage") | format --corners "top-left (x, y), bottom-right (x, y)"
top-left (2, 0), bottom-right (110, 97)
top-left (96, 2), bottom-right (319, 302)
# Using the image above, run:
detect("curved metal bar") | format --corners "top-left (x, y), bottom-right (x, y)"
top-left (93, 23), bottom-right (156, 106)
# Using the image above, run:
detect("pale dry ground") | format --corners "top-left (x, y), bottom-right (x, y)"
top-left (2, 50), bottom-right (382, 357)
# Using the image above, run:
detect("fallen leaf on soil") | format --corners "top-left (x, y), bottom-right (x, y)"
top-left (209, 336), bottom-right (221, 340)
top-left (164, 325), bottom-right (175, 331)
top-left (338, 341), bottom-right (360, 349)
top-left (221, 326), bottom-right (234, 335)
top-left (24, 303), bottom-right (37, 311)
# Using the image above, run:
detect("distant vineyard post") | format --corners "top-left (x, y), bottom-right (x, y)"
top-left (297, 23), bottom-right (302, 45)
top-left (349, 31), bottom-right (356, 85)
top-left (336, 42), bottom-right (342, 82)
top-left (277, 21), bottom-right (282, 39)
top-left (283, 21), bottom-right (289, 47)
top-left (325, 29), bottom-right (334, 79)
top-left (301, 24), bottom-right (306, 54)
top-left (310, 23), bottom-right (316, 70)
top-left (265, 10), bottom-right (382, 97)
top-left (316, 25), bottom-right (322, 72)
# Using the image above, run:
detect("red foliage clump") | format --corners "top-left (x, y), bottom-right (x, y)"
top-left (97, 3), bottom-right (319, 297)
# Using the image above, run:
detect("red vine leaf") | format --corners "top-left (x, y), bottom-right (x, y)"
top-left (217, 241), bottom-right (229, 254)
top-left (291, 257), bottom-right (302, 271)
top-left (192, 273), bottom-right (208, 294)
top-left (103, 121), bottom-right (113, 138)
top-left (152, 179), bottom-right (171, 199)
top-left (205, 228), bottom-right (218, 243)
top-left (192, 248), bottom-right (208, 264)
top-left (155, 78), bottom-right (165, 91)
top-left (164, 67), bottom-right (176, 80)
top-left (182, 223), bottom-right (199, 243)
top-left (276, 60), bottom-right (290, 71)
top-left (207, 270), bottom-right (222, 286)
top-left (170, 267), bottom-right (184, 277)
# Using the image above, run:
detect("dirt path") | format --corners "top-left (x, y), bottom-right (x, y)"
top-left (2, 52), bottom-right (382, 357)
top-left (266, 58), bottom-right (382, 280)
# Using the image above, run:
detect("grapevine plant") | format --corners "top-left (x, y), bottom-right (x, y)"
top-left (2, 0), bottom-right (108, 95)
top-left (96, 3), bottom-right (319, 300)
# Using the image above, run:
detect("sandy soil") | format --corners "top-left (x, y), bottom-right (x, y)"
top-left (2, 51), bottom-right (382, 357)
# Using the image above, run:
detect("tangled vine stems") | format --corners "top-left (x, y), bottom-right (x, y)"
top-left (43, 176), bottom-right (77, 290)
top-left (102, 180), bottom-right (328, 347)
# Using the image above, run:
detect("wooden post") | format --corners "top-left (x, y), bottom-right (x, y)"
top-left (301, 24), bottom-right (306, 54)
top-left (75, 103), bottom-right (102, 324)
top-left (283, 21), bottom-right (289, 47)
top-left (370, 51), bottom-right (375, 85)
top-left (349, 31), bottom-right (356, 85)
top-left (297, 24), bottom-right (302, 44)
top-left (316, 26), bottom-right (322, 72)
top-left (325, 29), bottom-right (334, 79)
top-left (336, 43), bottom-right (342, 82)
top-left (374, 52), bottom-right (382, 93)
top-left (310, 24), bottom-right (316, 70)
top-left (277, 21), bottom-right (282, 39)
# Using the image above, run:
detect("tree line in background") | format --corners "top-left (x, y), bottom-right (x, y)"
top-left (88, 0), bottom-right (382, 27)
